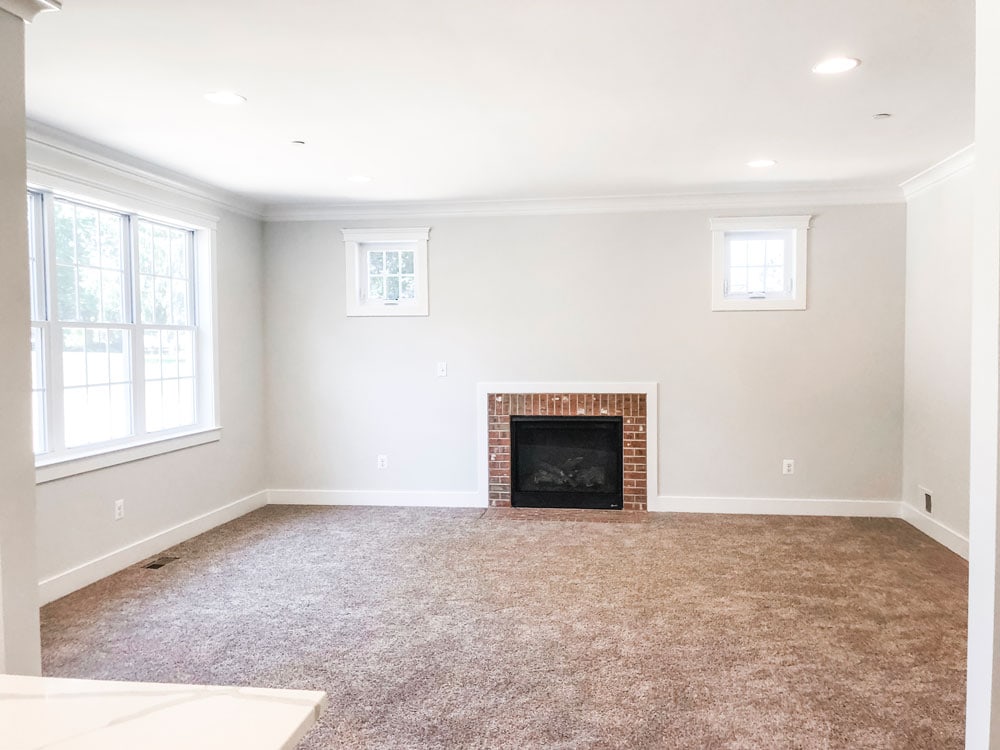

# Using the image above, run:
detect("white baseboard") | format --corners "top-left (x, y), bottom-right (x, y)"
top-left (38, 490), bottom-right (268, 605)
top-left (900, 502), bottom-right (969, 559)
top-left (267, 489), bottom-right (486, 508)
top-left (650, 495), bottom-right (901, 517)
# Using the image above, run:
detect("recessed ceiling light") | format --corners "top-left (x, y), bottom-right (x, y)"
top-left (349, 175), bottom-right (373, 183)
top-left (872, 113), bottom-right (892, 120)
top-left (811, 57), bottom-right (861, 75)
top-left (203, 90), bottom-right (247, 105)
top-left (747, 159), bottom-right (777, 168)
top-left (291, 140), bottom-right (307, 146)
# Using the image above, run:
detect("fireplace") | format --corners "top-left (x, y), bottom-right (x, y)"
top-left (486, 392), bottom-right (649, 511)
top-left (510, 416), bottom-right (624, 509)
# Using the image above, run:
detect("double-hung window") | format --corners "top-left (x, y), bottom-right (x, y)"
top-left (28, 190), bottom-right (217, 474)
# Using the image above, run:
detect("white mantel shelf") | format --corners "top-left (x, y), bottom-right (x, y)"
top-left (0, 674), bottom-right (327, 750)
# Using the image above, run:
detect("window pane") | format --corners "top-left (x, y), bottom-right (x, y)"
top-left (145, 380), bottom-right (163, 433)
top-left (170, 231), bottom-right (189, 278)
top-left (766, 267), bottom-right (785, 293)
top-left (55, 199), bottom-right (126, 324)
top-left (728, 267), bottom-right (747, 294)
top-left (369, 276), bottom-right (384, 299)
top-left (729, 241), bottom-right (747, 268)
top-left (54, 200), bottom-right (76, 265)
top-left (400, 251), bottom-right (414, 274)
top-left (62, 328), bottom-right (87, 387)
top-left (172, 279), bottom-right (190, 326)
top-left (178, 378), bottom-right (195, 425)
top-left (138, 220), bottom-right (154, 274)
top-left (56, 266), bottom-right (77, 320)
top-left (161, 331), bottom-right (178, 379)
top-left (385, 276), bottom-right (399, 301)
top-left (177, 331), bottom-right (194, 378)
top-left (385, 252), bottom-right (399, 275)
top-left (140, 276), bottom-right (155, 324)
top-left (76, 268), bottom-right (101, 322)
top-left (62, 327), bottom-right (132, 448)
top-left (153, 225), bottom-right (170, 275)
top-left (747, 268), bottom-right (766, 293)
top-left (368, 251), bottom-right (383, 275)
top-left (144, 330), bottom-right (162, 380)
top-left (100, 213), bottom-right (123, 269)
top-left (400, 276), bottom-right (415, 300)
top-left (765, 240), bottom-right (785, 267)
top-left (747, 240), bottom-right (766, 266)
top-left (74, 206), bottom-right (99, 267)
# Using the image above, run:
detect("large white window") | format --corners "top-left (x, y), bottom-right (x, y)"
top-left (710, 215), bottom-right (812, 311)
top-left (342, 228), bottom-right (430, 316)
top-left (28, 191), bottom-right (217, 474)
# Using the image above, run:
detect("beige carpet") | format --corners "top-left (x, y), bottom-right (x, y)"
top-left (41, 506), bottom-right (968, 749)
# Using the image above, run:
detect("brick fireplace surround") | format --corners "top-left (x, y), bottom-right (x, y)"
top-left (487, 393), bottom-right (648, 511)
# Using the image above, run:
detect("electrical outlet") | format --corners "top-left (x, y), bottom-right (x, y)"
top-left (377, 454), bottom-right (388, 470)
top-left (920, 485), bottom-right (933, 514)
top-left (782, 459), bottom-right (795, 475)
top-left (114, 498), bottom-right (125, 521)
top-left (436, 361), bottom-right (448, 377)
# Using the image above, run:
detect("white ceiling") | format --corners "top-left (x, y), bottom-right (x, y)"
top-left (24, 0), bottom-right (974, 207)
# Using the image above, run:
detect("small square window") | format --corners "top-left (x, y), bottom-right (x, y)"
top-left (342, 228), bottom-right (430, 316)
top-left (710, 216), bottom-right (811, 311)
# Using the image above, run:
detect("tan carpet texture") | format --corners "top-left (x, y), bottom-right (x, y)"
top-left (41, 507), bottom-right (968, 749)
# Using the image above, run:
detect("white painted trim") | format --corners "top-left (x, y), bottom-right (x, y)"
top-left (709, 215), bottom-right (812, 232)
top-left (35, 428), bottom-right (222, 484)
top-left (899, 144), bottom-right (976, 200)
top-left (26, 121), bottom-right (264, 220)
top-left (37, 490), bottom-right (268, 605)
top-left (267, 489), bottom-right (484, 508)
top-left (264, 187), bottom-right (903, 222)
top-left (900, 503), bottom-right (970, 559)
top-left (474, 382), bottom-right (658, 507)
top-left (0, 0), bottom-right (60, 22)
top-left (651, 495), bottom-right (901, 517)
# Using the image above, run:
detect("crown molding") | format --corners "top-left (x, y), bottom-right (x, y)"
top-left (0, 0), bottom-right (60, 22)
top-left (263, 186), bottom-right (903, 222)
top-left (900, 144), bottom-right (975, 200)
top-left (25, 120), bottom-right (265, 220)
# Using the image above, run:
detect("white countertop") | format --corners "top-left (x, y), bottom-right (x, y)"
top-left (0, 674), bottom-right (327, 750)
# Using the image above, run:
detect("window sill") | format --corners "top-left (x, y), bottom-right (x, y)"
top-left (35, 427), bottom-right (222, 484)
top-left (712, 297), bottom-right (807, 312)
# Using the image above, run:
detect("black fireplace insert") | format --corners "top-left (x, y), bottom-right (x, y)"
top-left (510, 415), bottom-right (623, 509)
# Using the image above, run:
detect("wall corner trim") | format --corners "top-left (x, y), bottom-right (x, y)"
top-left (900, 144), bottom-right (976, 200)
top-left (0, 0), bottom-right (60, 22)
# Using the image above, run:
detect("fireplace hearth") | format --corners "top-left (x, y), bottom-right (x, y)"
top-left (510, 416), bottom-right (623, 509)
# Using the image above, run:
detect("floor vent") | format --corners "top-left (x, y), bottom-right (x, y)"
top-left (144, 556), bottom-right (179, 569)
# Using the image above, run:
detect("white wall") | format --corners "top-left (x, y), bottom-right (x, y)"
top-left (264, 204), bottom-right (906, 505)
top-left (27, 138), bottom-right (268, 599)
top-left (902, 166), bottom-right (973, 542)
top-left (0, 7), bottom-right (41, 674)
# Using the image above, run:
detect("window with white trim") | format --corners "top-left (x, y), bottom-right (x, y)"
top-left (27, 190), bottom-right (216, 464)
top-left (342, 227), bottom-right (430, 316)
top-left (710, 215), bottom-right (812, 311)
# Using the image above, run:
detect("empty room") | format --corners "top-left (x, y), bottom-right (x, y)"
top-left (1, 1), bottom-right (998, 748)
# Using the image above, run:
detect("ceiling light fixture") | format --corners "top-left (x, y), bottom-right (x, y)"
top-left (747, 159), bottom-right (777, 168)
top-left (348, 175), bottom-right (373, 183)
top-left (291, 140), bottom-right (307, 146)
top-left (811, 57), bottom-right (861, 75)
top-left (872, 113), bottom-right (892, 120)
top-left (203, 91), bottom-right (247, 105)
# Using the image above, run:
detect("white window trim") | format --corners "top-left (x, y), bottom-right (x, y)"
top-left (26, 173), bottom-right (222, 483)
top-left (342, 227), bottom-right (430, 316)
top-left (710, 215), bottom-right (812, 311)
top-left (36, 427), bottom-right (221, 484)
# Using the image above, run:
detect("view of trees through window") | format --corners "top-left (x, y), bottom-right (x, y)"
top-left (29, 191), bottom-right (201, 456)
